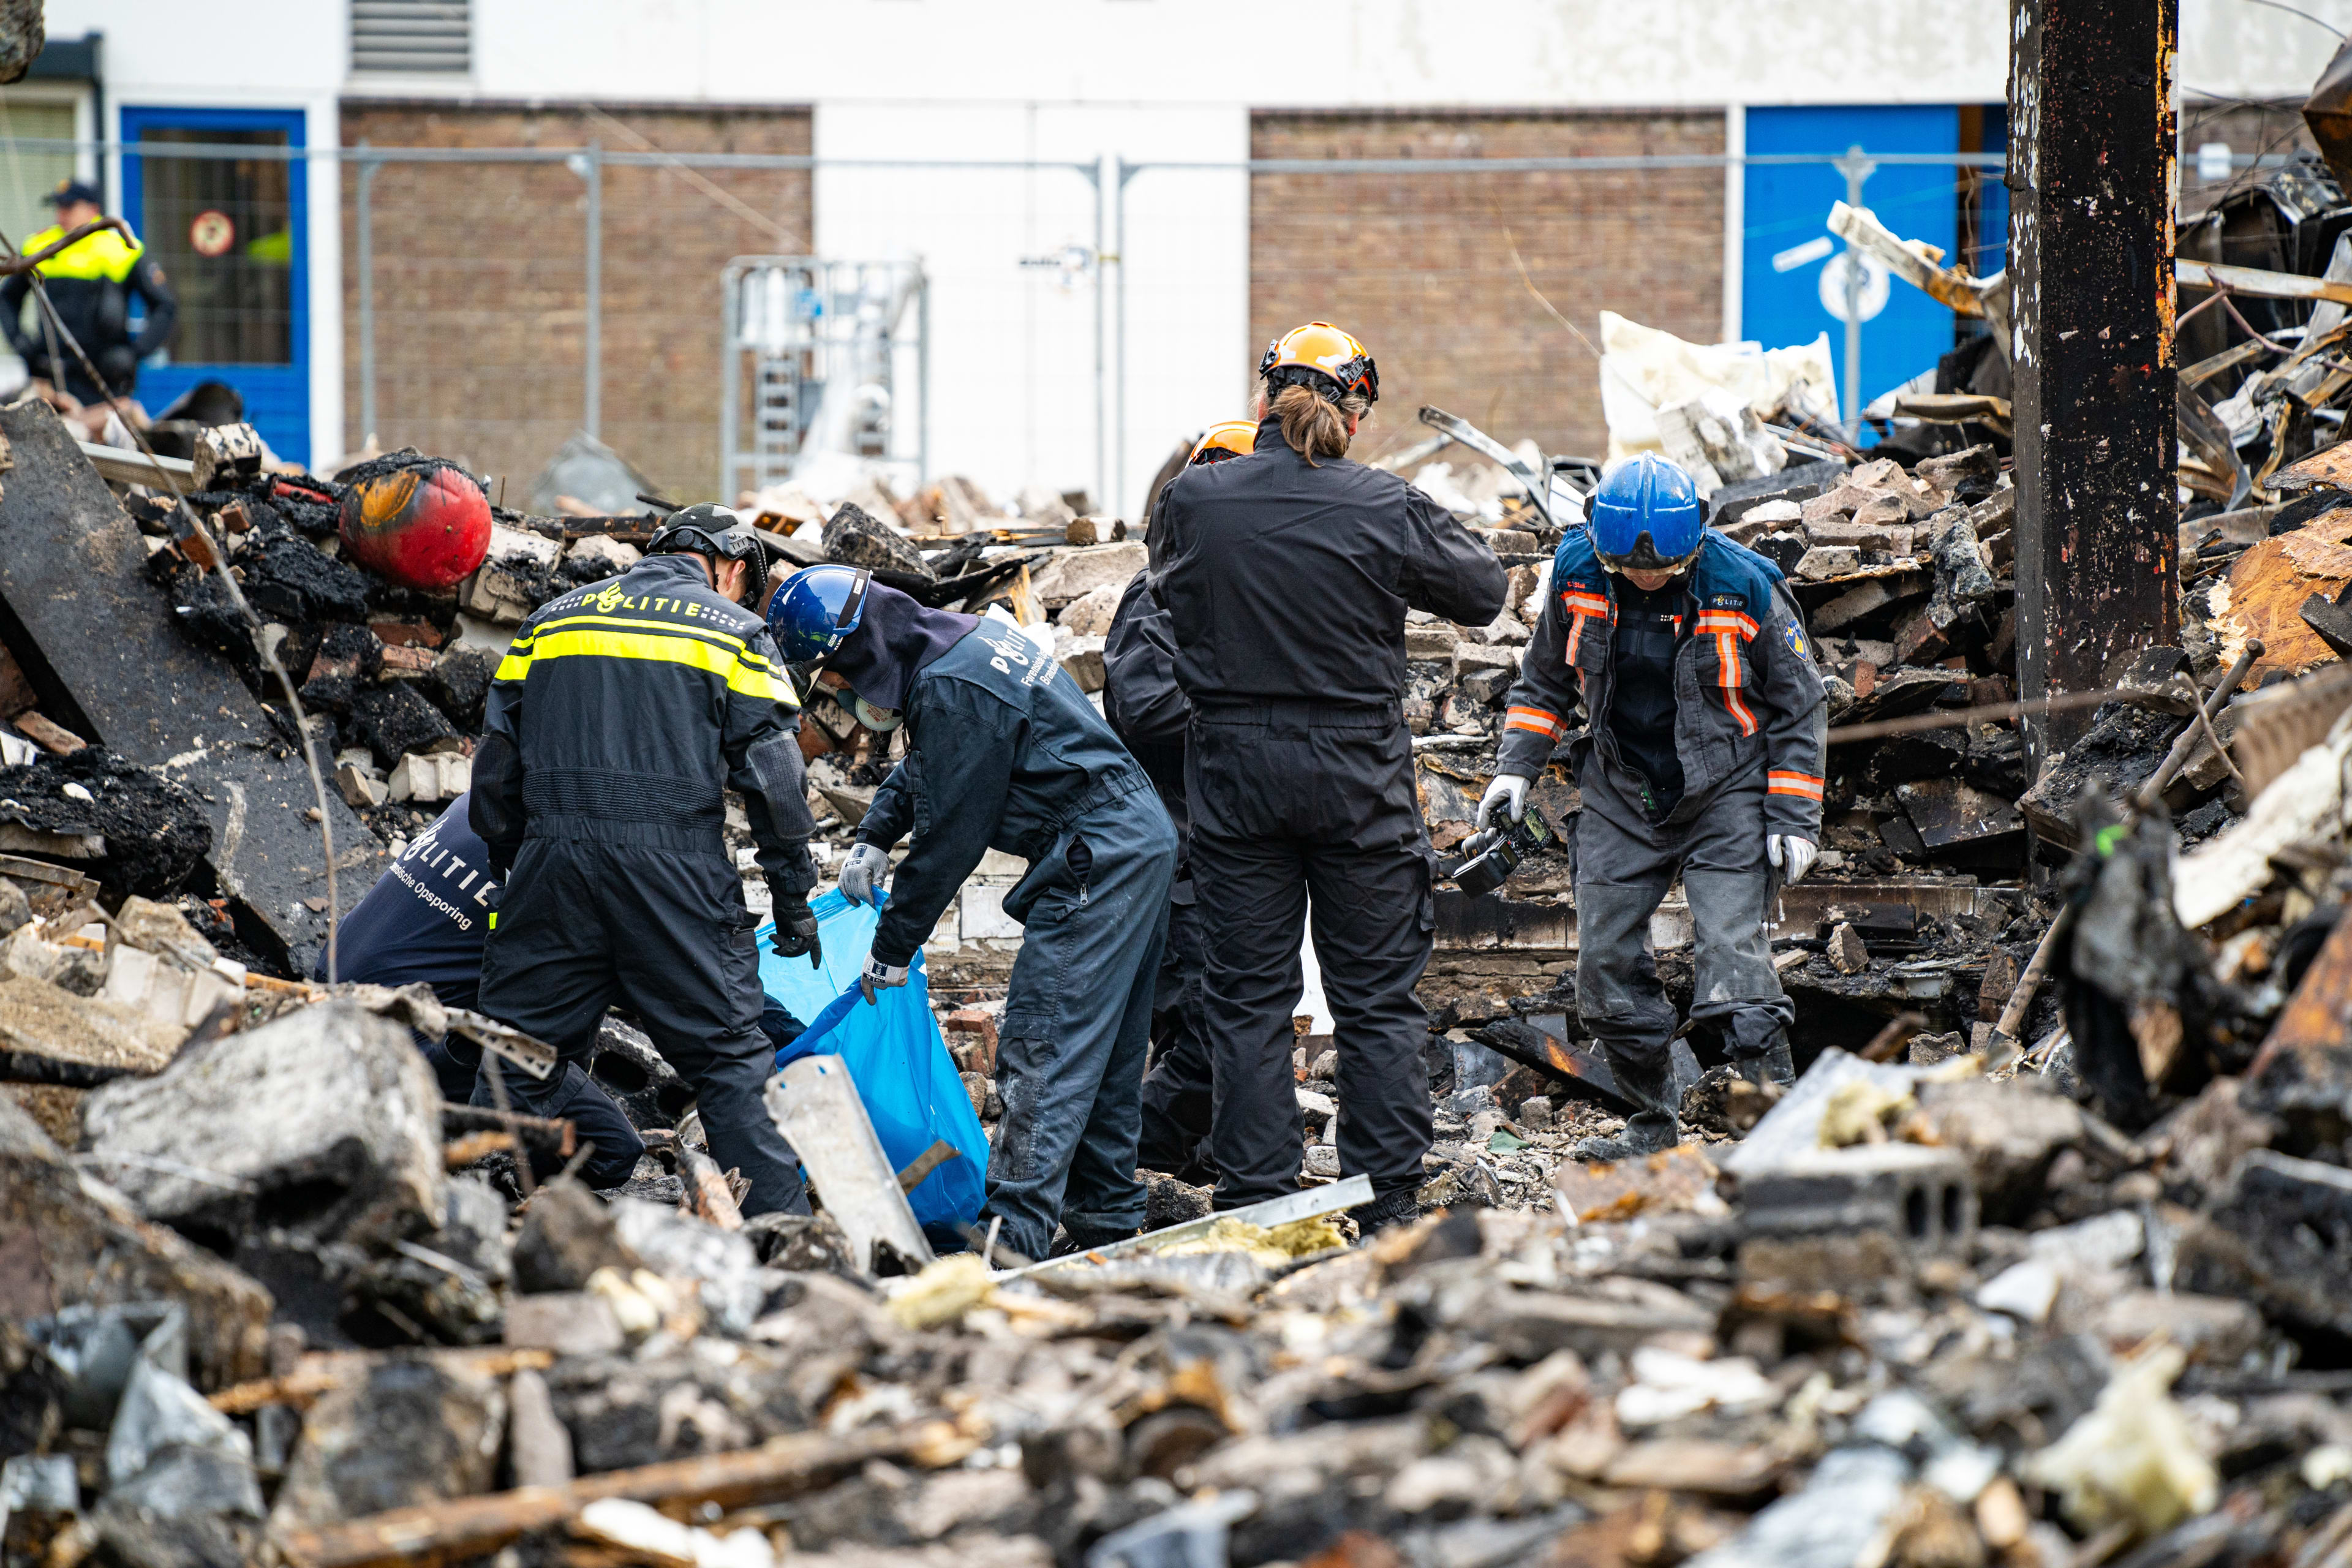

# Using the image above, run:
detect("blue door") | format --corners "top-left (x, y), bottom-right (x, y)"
top-left (1741, 106), bottom-right (1960, 425)
top-left (119, 106), bottom-right (309, 462)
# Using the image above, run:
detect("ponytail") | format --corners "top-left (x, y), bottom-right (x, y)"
top-left (1272, 382), bottom-right (1369, 466)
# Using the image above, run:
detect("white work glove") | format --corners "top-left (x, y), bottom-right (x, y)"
top-left (838, 842), bottom-right (889, 908)
top-left (1476, 772), bottom-right (1532, 834)
top-left (859, 953), bottom-right (909, 1005)
top-left (1767, 834), bottom-right (1817, 885)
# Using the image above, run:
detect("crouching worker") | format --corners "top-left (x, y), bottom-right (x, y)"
top-left (317, 791), bottom-right (645, 1188)
top-left (473, 505), bottom-right (824, 1218)
top-left (1479, 455), bottom-right (1826, 1161)
top-left (770, 566), bottom-right (1178, 1261)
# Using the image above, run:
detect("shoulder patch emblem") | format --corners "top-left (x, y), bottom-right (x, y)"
top-left (1784, 620), bottom-right (1807, 658)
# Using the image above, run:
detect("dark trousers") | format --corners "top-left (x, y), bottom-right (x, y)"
top-left (477, 839), bottom-right (808, 1216)
top-left (1188, 704), bottom-right (1434, 1208)
top-left (423, 1033), bottom-right (646, 1191)
top-left (1574, 757), bottom-right (1792, 1071)
top-left (986, 790), bottom-right (1177, 1261)
top-left (1137, 894), bottom-right (1214, 1178)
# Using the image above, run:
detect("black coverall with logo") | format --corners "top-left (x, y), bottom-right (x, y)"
top-left (1152, 413), bottom-right (1507, 1208)
top-left (470, 553), bottom-right (820, 1216)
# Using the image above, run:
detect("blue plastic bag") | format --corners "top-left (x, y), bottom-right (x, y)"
top-left (757, 891), bottom-right (988, 1232)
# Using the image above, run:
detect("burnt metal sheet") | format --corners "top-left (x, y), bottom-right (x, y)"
top-left (1476, 1013), bottom-right (1700, 1110)
top-left (2243, 910), bottom-right (2352, 1142)
top-left (0, 401), bottom-right (383, 969)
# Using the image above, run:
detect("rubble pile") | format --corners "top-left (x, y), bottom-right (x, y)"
top-left (13, 960), bottom-right (2352, 1567)
top-left (21, 225), bottom-right (2352, 1559)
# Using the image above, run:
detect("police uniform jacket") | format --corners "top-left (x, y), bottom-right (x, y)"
top-left (856, 621), bottom-right (1156, 968)
top-left (0, 222), bottom-right (176, 369)
top-left (470, 552), bottom-right (817, 894)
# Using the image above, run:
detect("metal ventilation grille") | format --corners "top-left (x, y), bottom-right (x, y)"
top-left (352, 0), bottom-right (471, 73)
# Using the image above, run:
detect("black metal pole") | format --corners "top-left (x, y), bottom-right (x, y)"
top-left (2009, 0), bottom-right (2181, 770)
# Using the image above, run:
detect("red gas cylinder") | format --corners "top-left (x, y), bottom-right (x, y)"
top-left (339, 463), bottom-right (491, 592)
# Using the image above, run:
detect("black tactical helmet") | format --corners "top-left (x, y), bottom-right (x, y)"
top-left (646, 502), bottom-right (770, 608)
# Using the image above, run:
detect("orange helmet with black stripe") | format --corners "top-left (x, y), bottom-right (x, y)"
top-left (1188, 419), bottom-right (1257, 465)
top-left (1259, 322), bottom-right (1379, 404)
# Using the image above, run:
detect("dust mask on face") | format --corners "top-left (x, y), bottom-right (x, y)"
top-left (853, 696), bottom-right (902, 732)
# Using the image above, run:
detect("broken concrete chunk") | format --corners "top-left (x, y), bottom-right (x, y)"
top-left (2176, 1150), bottom-right (2352, 1338)
top-left (1826, 922), bottom-right (1869, 974)
top-left (1803, 518), bottom-right (1915, 555)
top-left (388, 750), bottom-right (472, 805)
top-left (350, 682), bottom-right (462, 771)
top-left (267, 1357), bottom-right (505, 1531)
top-left (1913, 1077), bottom-right (2084, 1223)
top-left (504, 1291), bottom-right (626, 1355)
top-left (83, 999), bottom-right (445, 1250)
top-left (1058, 581), bottom-right (1125, 638)
top-left (1028, 543), bottom-right (1147, 608)
top-left (823, 502), bottom-right (932, 580)
top-left (513, 1177), bottom-right (641, 1293)
top-left (336, 759), bottom-right (387, 809)
top-left (566, 533), bottom-right (643, 576)
top-left (0, 1096), bottom-right (270, 1389)
top-left (1055, 635), bottom-right (1107, 694)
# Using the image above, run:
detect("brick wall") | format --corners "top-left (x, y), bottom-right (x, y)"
top-left (341, 102), bottom-right (812, 503)
top-left (2179, 97), bottom-right (2318, 219)
top-left (1250, 109), bottom-right (1725, 464)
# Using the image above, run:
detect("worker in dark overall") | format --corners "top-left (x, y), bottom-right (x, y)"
top-left (1115, 419), bottom-right (1256, 1185)
top-left (1152, 324), bottom-right (1507, 1232)
top-left (318, 791), bottom-right (645, 1188)
top-left (472, 505), bottom-right (823, 1217)
top-left (0, 180), bottom-right (176, 412)
top-left (1481, 454), bottom-right (1827, 1161)
top-left (772, 565), bottom-right (1177, 1262)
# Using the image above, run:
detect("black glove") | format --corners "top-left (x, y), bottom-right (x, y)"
top-left (771, 891), bottom-right (822, 969)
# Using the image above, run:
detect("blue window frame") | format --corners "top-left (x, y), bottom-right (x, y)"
top-left (1741, 105), bottom-right (1960, 426)
top-left (119, 105), bottom-right (310, 464)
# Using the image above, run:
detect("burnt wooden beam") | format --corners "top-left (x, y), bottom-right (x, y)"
top-left (2008, 0), bottom-right (2180, 767)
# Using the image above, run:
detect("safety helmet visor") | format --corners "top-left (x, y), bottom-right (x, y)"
top-left (767, 563), bottom-right (871, 666)
top-left (1585, 453), bottom-right (1705, 576)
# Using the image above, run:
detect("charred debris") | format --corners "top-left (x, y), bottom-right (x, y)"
top-left (22, 150), bottom-right (2352, 1564)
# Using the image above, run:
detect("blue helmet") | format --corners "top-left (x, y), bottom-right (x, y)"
top-left (1586, 453), bottom-right (1705, 574)
top-left (766, 563), bottom-right (870, 663)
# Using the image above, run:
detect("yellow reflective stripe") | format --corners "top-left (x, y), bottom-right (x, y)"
top-left (510, 611), bottom-right (779, 671)
top-left (494, 625), bottom-right (796, 704)
top-left (23, 224), bottom-right (143, 283)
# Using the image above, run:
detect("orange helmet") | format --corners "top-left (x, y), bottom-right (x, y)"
top-left (1259, 321), bottom-right (1379, 404)
top-left (1188, 419), bottom-right (1257, 465)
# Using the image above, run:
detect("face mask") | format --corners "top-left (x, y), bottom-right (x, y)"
top-left (853, 697), bottom-right (902, 733)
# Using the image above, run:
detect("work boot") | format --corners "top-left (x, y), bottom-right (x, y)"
top-left (1050, 1220), bottom-right (1142, 1258)
top-left (1574, 1044), bottom-right (1683, 1163)
top-left (1733, 1038), bottom-right (1795, 1089)
top-left (1349, 1186), bottom-right (1421, 1236)
top-left (1726, 1014), bottom-right (1796, 1090)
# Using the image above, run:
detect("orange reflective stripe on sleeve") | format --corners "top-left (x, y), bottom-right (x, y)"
top-left (1505, 706), bottom-right (1564, 738)
top-left (1560, 589), bottom-right (1612, 667)
top-left (1695, 608), bottom-right (1758, 736)
top-left (1768, 771), bottom-right (1825, 800)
